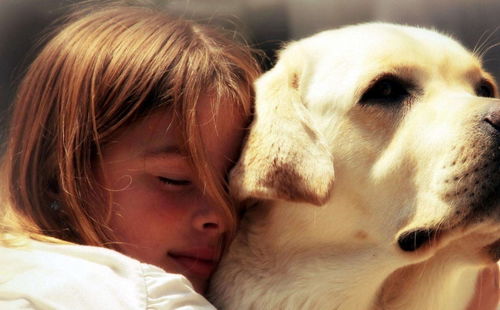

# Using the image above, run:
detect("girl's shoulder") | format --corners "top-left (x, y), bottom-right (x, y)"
top-left (0, 240), bottom-right (216, 310)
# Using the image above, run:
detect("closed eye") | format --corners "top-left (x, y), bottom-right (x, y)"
top-left (158, 176), bottom-right (191, 186)
top-left (360, 74), bottom-right (413, 106)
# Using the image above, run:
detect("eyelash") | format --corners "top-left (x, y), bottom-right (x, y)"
top-left (157, 176), bottom-right (191, 187)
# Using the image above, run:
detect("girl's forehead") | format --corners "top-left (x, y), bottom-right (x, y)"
top-left (196, 96), bottom-right (248, 168)
top-left (100, 110), bottom-right (180, 159)
top-left (105, 96), bottom-right (247, 159)
top-left (197, 96), bottom-right (247, 136)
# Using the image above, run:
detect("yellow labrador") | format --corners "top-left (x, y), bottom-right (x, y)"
top-left (209, 23), bottom-right (500, 310)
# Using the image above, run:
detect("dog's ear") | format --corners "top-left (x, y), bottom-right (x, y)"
top-left (230, 46), bottom-right (334, 206)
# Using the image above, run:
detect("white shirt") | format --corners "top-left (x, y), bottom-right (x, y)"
top-left (0, 239), bottom-right (216, 310)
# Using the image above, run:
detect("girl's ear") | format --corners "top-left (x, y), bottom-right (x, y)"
top-left (230, 46), bottom-right (334, 206)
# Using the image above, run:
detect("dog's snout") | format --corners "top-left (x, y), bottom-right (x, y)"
top-left (484, 105), bottom-right (500, 132)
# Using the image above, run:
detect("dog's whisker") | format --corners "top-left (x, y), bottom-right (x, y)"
top-left (478, 41), bottom-right (500, 59)
top-left (473, 28), bottom-right (493, 56)
top-left (416, 256), bottom-right (430, 283)
top-left (472, 26), bottom-right (500, 57)
top-left (473, 30), bottom-right (490, 56)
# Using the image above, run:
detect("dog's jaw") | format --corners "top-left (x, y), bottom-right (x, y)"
top-left (211, 202), bottom-right (490, 310)
top-left (211, 203), bottom-right (491, 310)
top-left (376, 255), bottom-right (479, 310)
top-left (210, 202), bottom-right (400, 310)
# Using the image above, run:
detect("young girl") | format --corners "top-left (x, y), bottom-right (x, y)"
top-left (0, 3), bottom-right (260, 309)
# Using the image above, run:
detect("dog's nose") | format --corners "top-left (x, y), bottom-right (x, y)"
top-left (484, 105), bottom-right (500, 132)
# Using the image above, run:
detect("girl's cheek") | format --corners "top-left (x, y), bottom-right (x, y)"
top-left (148, 187), bottom-right (203, 213)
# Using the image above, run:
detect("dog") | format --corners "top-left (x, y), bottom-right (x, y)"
top-left (208, 23), bottom-right (500, 310)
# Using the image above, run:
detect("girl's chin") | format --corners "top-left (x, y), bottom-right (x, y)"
top-left (161, 255), bottom-right (211, 294)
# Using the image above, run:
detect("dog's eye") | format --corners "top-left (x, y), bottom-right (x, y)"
top-left (360, 76), bottom-right (410, 105)
top-left (475, 79), bottom-right (495, 98)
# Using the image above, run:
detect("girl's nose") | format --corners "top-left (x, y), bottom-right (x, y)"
top-left (192, 202), bottom-right (227, 234)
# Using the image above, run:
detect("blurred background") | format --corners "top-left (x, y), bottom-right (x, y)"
top-left (1, 0), bottom-right (499, 138)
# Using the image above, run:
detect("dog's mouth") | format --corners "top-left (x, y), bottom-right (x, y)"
top-left (397, 229), bottom-right (442, 252)
top-left (398, 226), bottom-right (500, 263)
top-left (487, 239), bottom-right (500, 261)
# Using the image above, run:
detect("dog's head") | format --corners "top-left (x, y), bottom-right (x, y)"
top-left (231, 23), bottom-right (500, 264)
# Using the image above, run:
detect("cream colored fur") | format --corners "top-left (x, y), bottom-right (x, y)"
top-left (209, 23), bottom-right (500, 310)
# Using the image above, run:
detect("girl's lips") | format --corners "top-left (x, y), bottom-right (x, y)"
top-left (168, 249), bottom-right (219, 278)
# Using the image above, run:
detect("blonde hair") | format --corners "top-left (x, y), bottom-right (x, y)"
top-left (0, 3), bottom-right (261, 247)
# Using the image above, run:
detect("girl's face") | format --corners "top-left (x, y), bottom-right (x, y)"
top-left (97, 97), bottom-right (246, 293)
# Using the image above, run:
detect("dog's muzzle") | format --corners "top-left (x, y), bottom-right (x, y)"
top-left (398, 97), bottom-right (500, 254)
top-left (473, 99), bottom-right (500, 218)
